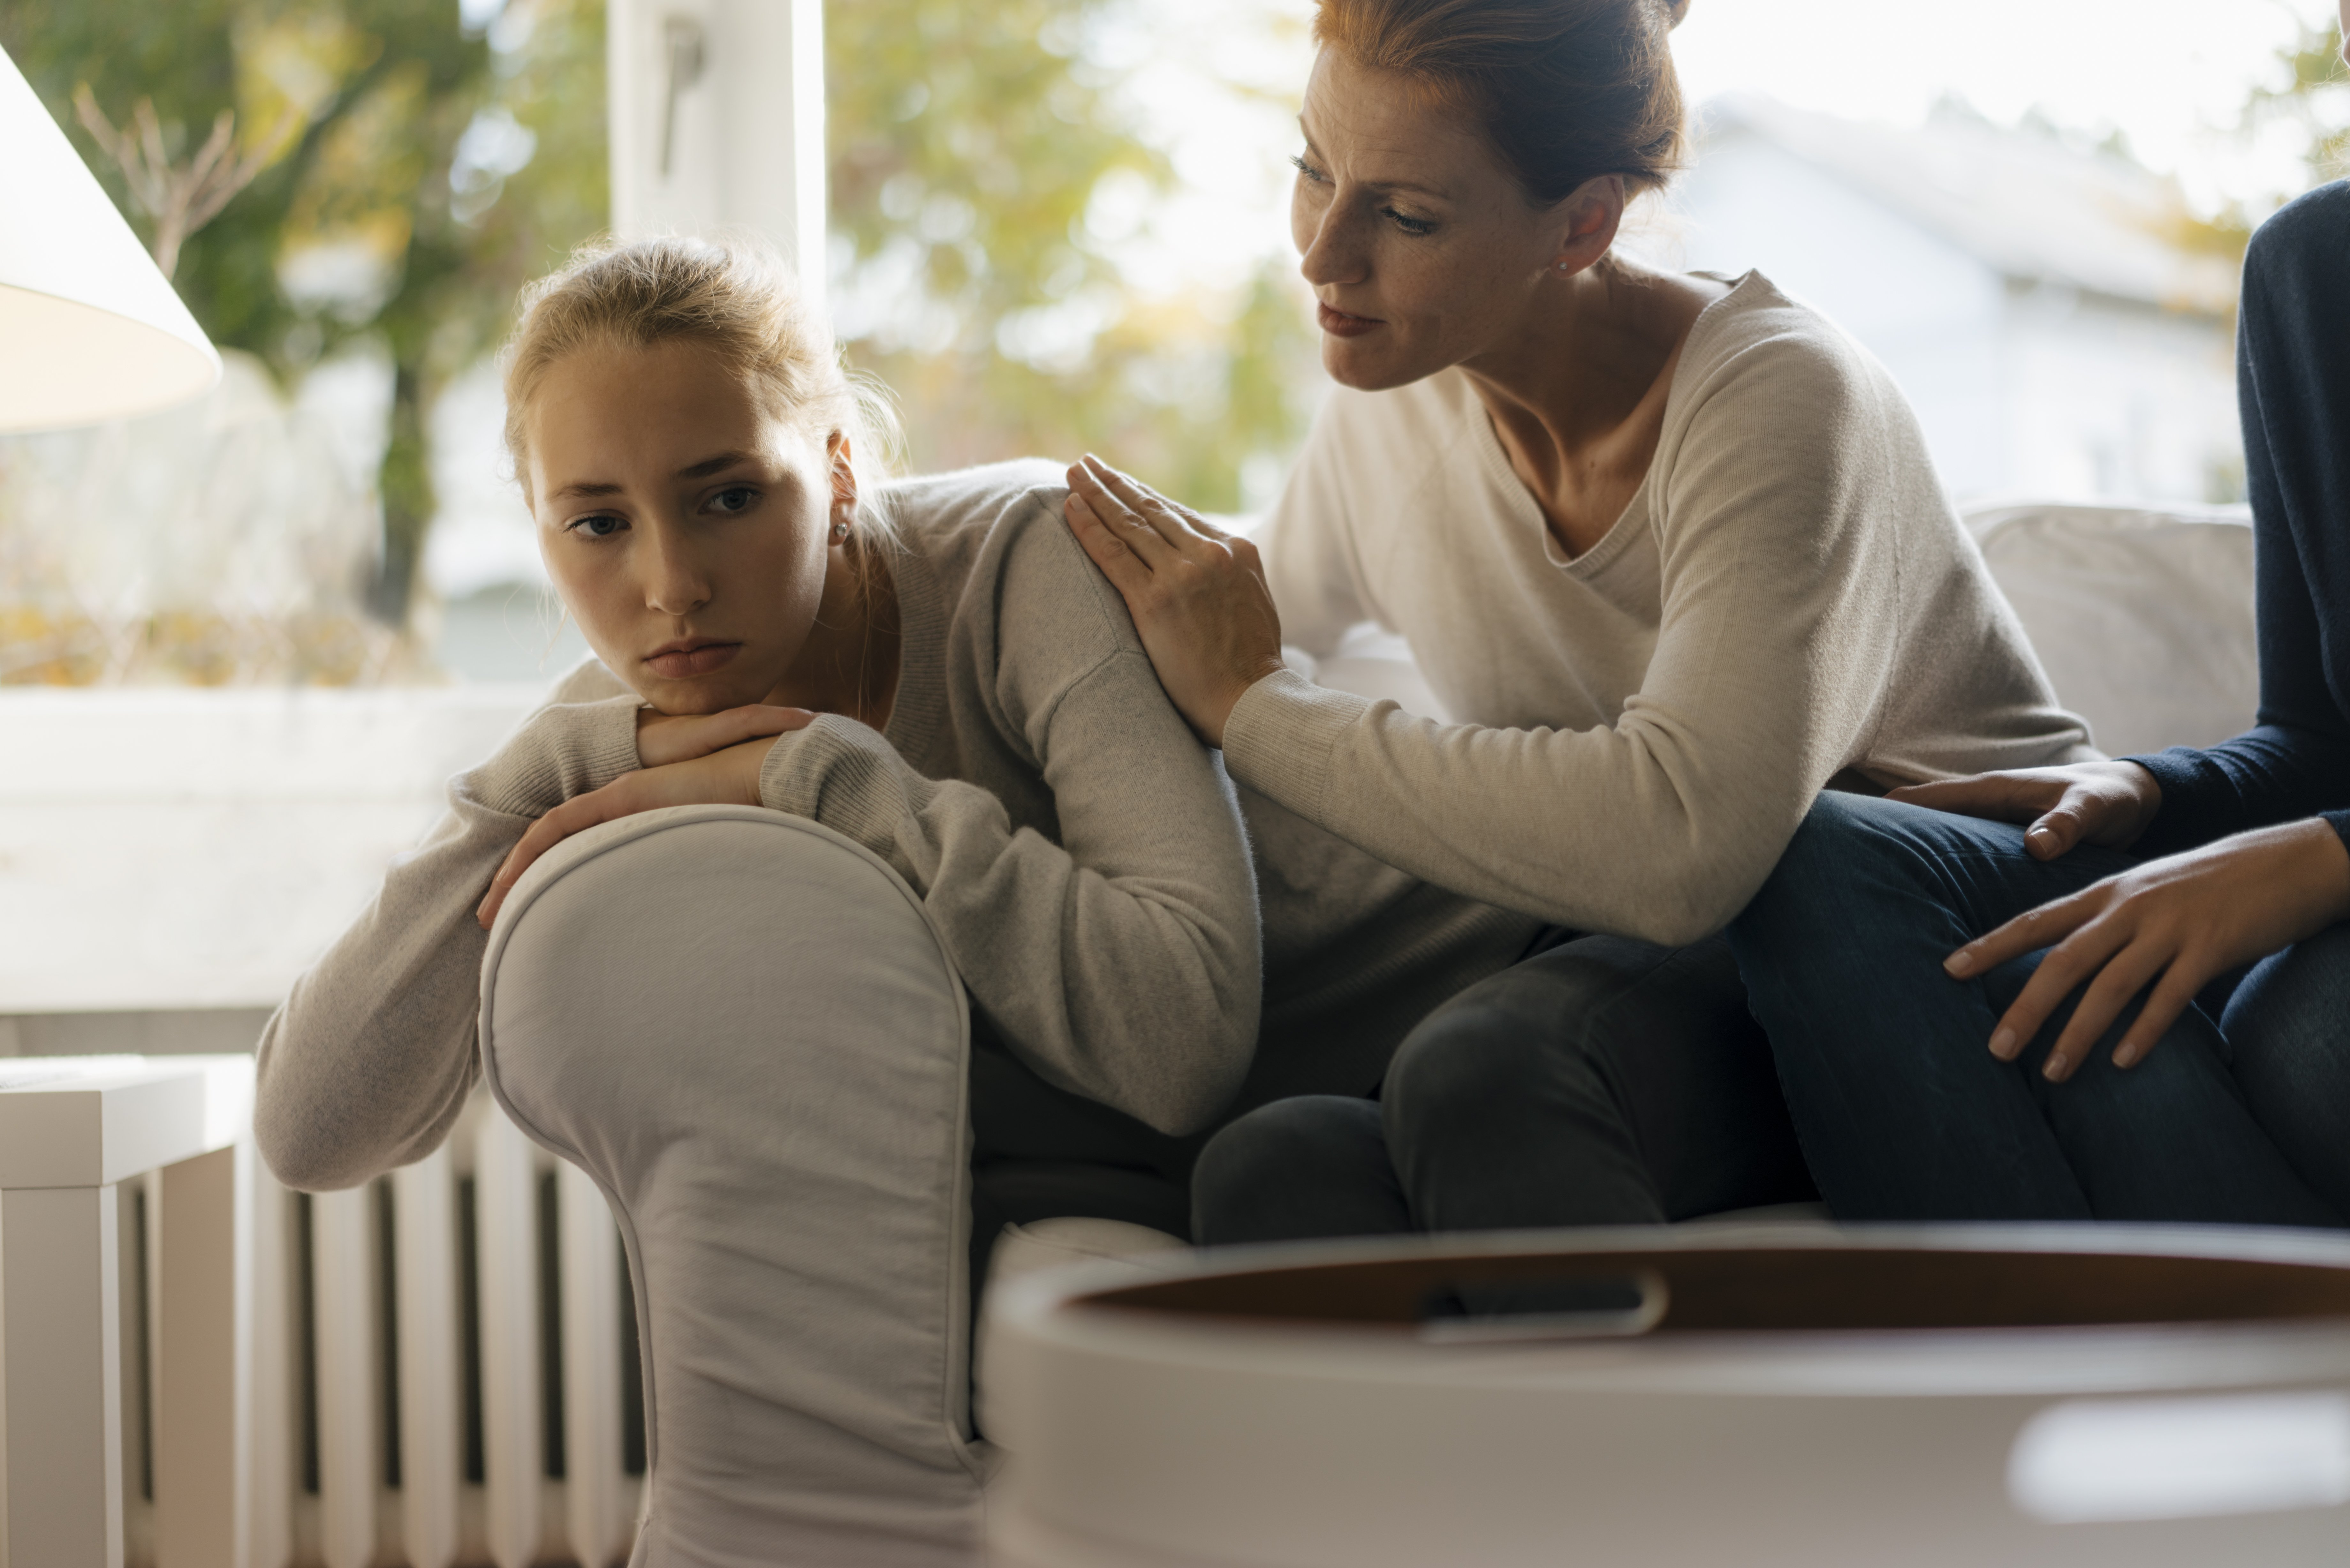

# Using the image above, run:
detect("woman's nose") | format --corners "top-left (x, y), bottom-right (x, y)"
top-left (1297, 204), bottom-right (1367, 290)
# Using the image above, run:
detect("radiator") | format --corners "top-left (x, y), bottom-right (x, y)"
top-left (117, 1089), bottom-right (644, 1568)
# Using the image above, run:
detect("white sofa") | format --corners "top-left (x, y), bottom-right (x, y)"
top-left (474, 500), bottom-right (2261, 1563)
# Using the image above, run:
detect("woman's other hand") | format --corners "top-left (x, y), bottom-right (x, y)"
top-left (1888, 759), bottom-right (2163, 861)
top-left (636, 703), bottom-right (810, 767)
top-left (476, 732), bottom-right (802, 928)
top-left (1062, 456), bottom-right (1287, 748)
top-left (1946, 818), bottom-right (2350, 1082)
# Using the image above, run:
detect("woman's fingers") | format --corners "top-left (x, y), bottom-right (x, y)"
top-left (2036, 936), bottom-right (2169, 1081)
top-left (1078, 455), bottom-right (1230, 549)
top-left (2021, 785), bottom-right (2104, 861)
top-left (1947, 887), bottom-right (2101, 980)
top-left (1066, 460), bottom-right (1177, 565)
top-left (1887, 772), bottom-right (2060, 824)
top-left (1977, 911), bottom-right (2126, 1064)
top-left (1064, 492), bottom-right (1158, 595)
top-left (2109, 961), bottom-right (2212, 1070)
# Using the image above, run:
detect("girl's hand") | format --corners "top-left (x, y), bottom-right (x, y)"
top-left (1061, 455), bottom-right (1287, 748)
top-left (1946, 818), bottom-right (2350, 1081)
top-left (476, 736), bottom-right (792, 928)
top-left (636, 703), bottom-right (811, 767)
top-left (1888, 760), bottom-right (2163, 860)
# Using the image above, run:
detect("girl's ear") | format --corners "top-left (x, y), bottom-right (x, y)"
top-left (827, 429), bottom-right (859, 518)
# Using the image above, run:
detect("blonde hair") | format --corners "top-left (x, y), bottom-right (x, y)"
top-left (501, 234), bottom-right (901, 546)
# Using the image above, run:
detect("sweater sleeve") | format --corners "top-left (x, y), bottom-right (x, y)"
top-left (1256, 396), bottom-right (1377, 660)
top-left (254, 680), bottom-right (643, 1190)
top-left (2126, 184), bottom-right (2350, 859)
top-left (1222, 336), bottom-right (1915, 947)
top-left (757, 642), bottom-right (1262, 1136)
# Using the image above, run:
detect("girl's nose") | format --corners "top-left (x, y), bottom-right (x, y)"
top-left (643, 528), bottom-right (712, 616)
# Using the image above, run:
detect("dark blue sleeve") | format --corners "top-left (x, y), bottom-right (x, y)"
top-left (2126, 181), bottom-right (2350, 860)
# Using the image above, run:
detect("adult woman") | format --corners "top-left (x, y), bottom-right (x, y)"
top-left (254, 237), bottom-right (1538, 1551)
top-left (1063, 0), bottom-right (2092, 1242)
top-left (1726, 174), bottom-right (2350, 1225)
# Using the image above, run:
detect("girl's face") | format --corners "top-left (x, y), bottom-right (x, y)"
top-left (1289, 49), bottom-right (1618, 392)
top-left (524, 337), bottom-right (848, 716)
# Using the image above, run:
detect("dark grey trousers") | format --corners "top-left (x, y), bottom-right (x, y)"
top-left (1192, 933), bottom-right (1816, 1245)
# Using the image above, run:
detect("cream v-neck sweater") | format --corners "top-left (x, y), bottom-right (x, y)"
top-left (256, 462), bottom-right (1534, 1192)
top-left (1227, 270), bottom-right (2095, 946)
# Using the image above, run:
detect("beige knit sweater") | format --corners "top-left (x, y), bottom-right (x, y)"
top-left (257, 462), bottom-right (1535, 1191)
top-left (1227, 270), bottom-right (2096, 947)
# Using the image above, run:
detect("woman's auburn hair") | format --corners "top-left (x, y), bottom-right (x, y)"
top-left (1313, 0), bottom-right (1688, 205)
top-left (500, 233), bottom-right (901, 542)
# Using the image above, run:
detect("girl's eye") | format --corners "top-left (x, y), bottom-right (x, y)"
top-left (569, 513), bottom-right (627, 538)
top-left (709, 485), bottom-right (758, 515)
top-left (1383, 207), bottom-right (1437, 238)
top-left (1289, 153), bottom-right (1330, 185)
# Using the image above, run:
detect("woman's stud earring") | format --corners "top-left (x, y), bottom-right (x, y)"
top-left (830, 517), bottom-right (851, 544)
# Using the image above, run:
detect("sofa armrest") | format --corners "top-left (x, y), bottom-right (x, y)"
top-left (478, 803), bottom-right (994, 1563)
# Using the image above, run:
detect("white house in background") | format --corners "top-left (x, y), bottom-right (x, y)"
top-left (1674, 94), bottom-right (2242, 505)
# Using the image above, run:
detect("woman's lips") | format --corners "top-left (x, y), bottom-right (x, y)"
top-left (645, 641), bottom-right (741, 678)
top-left (1317, 302), bottom-right (1383, 338)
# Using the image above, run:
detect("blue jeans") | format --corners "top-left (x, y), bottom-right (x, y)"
top-left (1727, 793), bottom-right (2350, 1226)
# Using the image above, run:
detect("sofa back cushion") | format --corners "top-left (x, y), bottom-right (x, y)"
top-left (1964, 502), bottom-right (2259, 759)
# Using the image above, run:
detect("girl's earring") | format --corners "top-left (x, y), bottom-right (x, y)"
top-left (830, 515), bottom-right (852, 544)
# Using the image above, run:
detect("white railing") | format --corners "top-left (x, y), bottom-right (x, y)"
top-left (0, 1056), bottom-right (641, 1568)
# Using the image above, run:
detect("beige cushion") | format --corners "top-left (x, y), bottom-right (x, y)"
top-left (1965, 501), bottom-right (2258, 758)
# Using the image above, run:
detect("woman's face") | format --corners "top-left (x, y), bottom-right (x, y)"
top-left (1289, 48), bottom-right (1613, 392)
top-left (525, 337), bottom-right (843, 716)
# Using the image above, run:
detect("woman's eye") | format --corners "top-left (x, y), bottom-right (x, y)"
top-left (569, 513), bottom-right (627, 539)
top-left (1289, 153), bottom-right (1330, 186)
top-left (1383, 207), bottom-right (1437, 238)
top-left (709, 485), bottom-right (758, 515)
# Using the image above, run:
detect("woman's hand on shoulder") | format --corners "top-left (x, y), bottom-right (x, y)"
top-left (635, 704), bottom-right (810, 767)
top-left (1061, 455), bottom-right (1287, 748)
top-left (476, 714), bottom-right (813, 929)
top-left (1888, 759), bottom-right (2163, 860)
top-left (1948, 818), bottom-right (2350, 1082)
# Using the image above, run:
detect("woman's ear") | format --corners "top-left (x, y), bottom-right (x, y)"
top-left (1546, 173), bottom-right (1628, 279)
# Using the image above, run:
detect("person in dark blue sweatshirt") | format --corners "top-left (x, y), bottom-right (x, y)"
top-left (1725, 175), bottom-right (2350, 1225)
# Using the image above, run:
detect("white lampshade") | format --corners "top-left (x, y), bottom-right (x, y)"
top-left (0, 43), bottom-right (221, 433)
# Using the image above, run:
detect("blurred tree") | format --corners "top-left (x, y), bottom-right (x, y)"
top-left (827, 0), bottom-right (1317, 512)
top-left (2171, 14), bottom-right (2349, 270)
top-left (2248, 12), bottom-right (2350, 184)
top-left (0, 0), bottom-right (607, 625)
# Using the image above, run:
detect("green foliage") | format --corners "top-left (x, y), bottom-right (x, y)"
top-left (0, 0), bottom-right (608, 623)
top-left (827, 0), bottom-right (1317, 512)
top-left (2245, 14), bottom-right (2350, 185)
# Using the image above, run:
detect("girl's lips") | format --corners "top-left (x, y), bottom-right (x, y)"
top-left (646, 642), bottom-right (741, 678)
top-left (1317, 302), bottom-right (1383, 338)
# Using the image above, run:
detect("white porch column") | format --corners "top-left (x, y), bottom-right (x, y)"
top-left (606, 0), bottom-right (829, 306)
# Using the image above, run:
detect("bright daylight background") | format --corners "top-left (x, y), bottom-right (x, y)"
top-left (0, 0), bottom-right (2342, 1031)
top-left (0, 0), bottom-right (2344, 690)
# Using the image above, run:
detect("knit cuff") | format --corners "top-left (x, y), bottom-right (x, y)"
top-left (2118, 747), bottom-right (2215, 856)
top-left (472, 693), bottom-right (646, 817)
top-left (758, 714), bottom-right (936, 865)
top-left (1220, 666), bottom-right (1367, 824)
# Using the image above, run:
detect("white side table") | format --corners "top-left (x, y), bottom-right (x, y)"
top-left (0, 1055), bottom-right (256, 1568)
